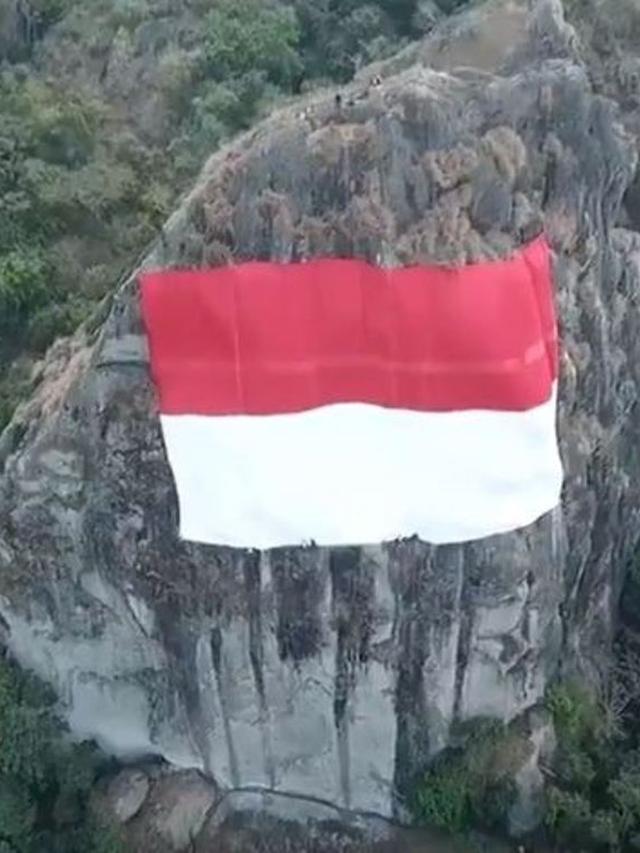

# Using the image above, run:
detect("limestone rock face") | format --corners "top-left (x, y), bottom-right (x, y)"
top-left (1, 0), bottom-right (640, 822)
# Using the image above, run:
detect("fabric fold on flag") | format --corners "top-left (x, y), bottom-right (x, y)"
top-left (140, 235), bottom-right (562, 549)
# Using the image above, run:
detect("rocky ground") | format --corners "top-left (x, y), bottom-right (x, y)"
top-left (94, 764), bottom-right (510, 852)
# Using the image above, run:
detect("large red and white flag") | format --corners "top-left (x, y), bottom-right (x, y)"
top-left (140, 236), bottom-right (562, 549)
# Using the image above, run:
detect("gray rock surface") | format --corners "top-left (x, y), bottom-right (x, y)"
top-left (194, 790), bottom-right (506, 853)
top-left (99, 768), bottom-right (151, 824)
top-left (93, 766), bottom-right (219, 852)
top-left (126, 768), bottom-right (218, 852)
top-left (101, 778), bottom-right (509, 853)
top-left (508, 709), bottom-right (556, 836)
top-left (1, 0), bottom-right (640, 826)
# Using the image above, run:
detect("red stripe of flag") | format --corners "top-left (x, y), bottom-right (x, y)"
top-left (140, 235), bottom-right (557, 416)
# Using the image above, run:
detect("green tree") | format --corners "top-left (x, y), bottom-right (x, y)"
top-left (293, 0), bottom-right (424, 82)
top-left (0, 249), bottom-right (49, 331)
top-left (202, 0), bottom-right (301, 87)
top-left (413, 718), bottom-right (524, 834)
top-left (543, 681), bottom-right (640, 850)
top-left (0, 657), bottom-right (123, 852)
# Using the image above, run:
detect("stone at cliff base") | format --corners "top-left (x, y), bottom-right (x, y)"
top-left (101, 768), bottom-right (218, 852)
top-left (96, 768), bottom-right (150, 824)
top-left (194, 790), bottom-right (508, 853)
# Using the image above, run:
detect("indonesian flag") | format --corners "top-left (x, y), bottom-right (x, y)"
top-left (140, 235), bottom-right (562, 550)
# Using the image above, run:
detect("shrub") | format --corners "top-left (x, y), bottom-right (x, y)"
top-left (609, 769), bottom-right (640, 834)
top-left (6, 78), bottom-right (102, 167)
top-left (0, 358), bottom-right (33, 434)
top-left (546, 681), bottom-right (603, 744)
top-left (414, 758), bottom-right (469, 832)
top-left (544, 787), bottom-right (594, 847)
top-left (202, 0), bottom-right (301, 88)
top-left (0, 248), bottom-right (50, 330)
top-left (543, 679), bottom-right (640, 850)
top-left (412, 718), bottom-right (523, 834)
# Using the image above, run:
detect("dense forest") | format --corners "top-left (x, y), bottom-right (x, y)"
top-left (0, 0), bottom-right (465, 431)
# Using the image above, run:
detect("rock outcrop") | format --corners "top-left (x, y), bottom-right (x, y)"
top-left (1, 0), bottom-right (640, 830)
top-left (95, 767), bottom-right (506, 853)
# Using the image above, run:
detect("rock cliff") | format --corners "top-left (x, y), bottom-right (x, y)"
top-left (1, 0), bottom-right (639, 831)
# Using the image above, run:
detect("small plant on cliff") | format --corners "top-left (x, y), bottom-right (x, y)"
top-left (412, 718), bottom-right (526, 834)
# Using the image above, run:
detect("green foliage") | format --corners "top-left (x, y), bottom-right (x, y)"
top-left (196, 76), bottom-right (265, 133)
top-left (415, 760), bottom-right (469, 832)
top-left (608, 768), bottom-right (640, 835)
top-left (1, 77), bottom-right (101, 168)
top-left (169, 0), bottom-right (304, 167)
top-left (412, 718), bottom-right (522, 834)
top-left (0, 66), bottom-right (164, 375)
top-left (0, 657), bottom-right (123, 853)
top-left (0, 779), bottom-right (35, 852)
top-left (412, 680), bottom-right (640, 851)
top-left (291, 0), bottom-right (467, 81)
top-left (203, 0), bottom-right (301, 87)
top-left (542, 680), bottom-right (640, 850)
top-left (0, 359), bottom-right (32, 433)
top-left (0, 249), bottom-right (50, 329)
top-left (27, 298), bottom-right (87, 351)
top-left (545, 787), bottom-right (598, 848)
top-left (293, 0), bottom-right (393, 81)
top-left (547, 681), bottom-right (604, 745)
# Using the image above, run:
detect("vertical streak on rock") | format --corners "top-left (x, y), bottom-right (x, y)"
top-left (334, 637), bottom-right (351, 810)
top-left (452, 560), bottom-right (473, 724)
top-left (388, 539), bottom-right (433, 809)
top-left (329, 546), bottom-right (374, 809)
top-left (243, 551), bottom-right (275, 788)
top-left (210, 625), bottom-right (240, 787)
top-left (271, 549), bottom-right (324, 663)
top-left (331, 548), bottom-right (353, 810)
top-left (243, 551), bottom-right (265, 702)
